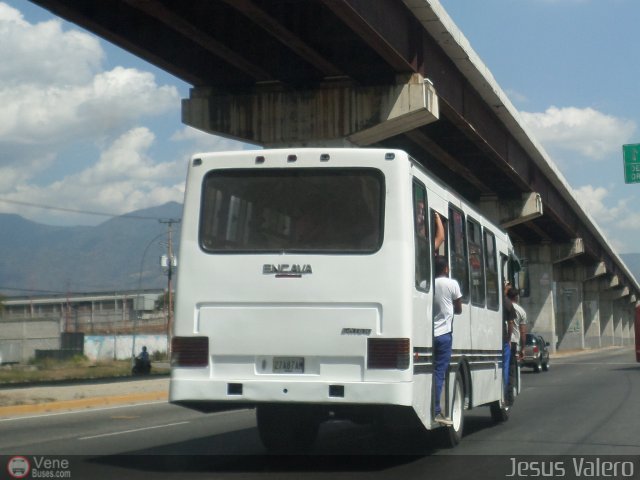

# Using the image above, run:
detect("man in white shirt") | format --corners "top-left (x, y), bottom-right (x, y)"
top-left (506, 287), bottom-right (527, 404)
top-left (433, 256), bottom-right (462, 425)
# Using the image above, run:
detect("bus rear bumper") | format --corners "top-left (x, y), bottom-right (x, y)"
top-left (169, 378), bottom-right (414, 408)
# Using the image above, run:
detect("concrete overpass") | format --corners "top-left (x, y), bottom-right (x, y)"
top-left (29, 0), bottom-right (638, 351)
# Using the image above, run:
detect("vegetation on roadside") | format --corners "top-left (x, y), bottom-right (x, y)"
top-left (0, 355), bottom-right (169, 385)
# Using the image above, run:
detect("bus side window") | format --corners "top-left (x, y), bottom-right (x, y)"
top-left (467, 218), bottom-right (485, 306)
top-left (413, 181), bottom-right (431, 291)
top-left (484, 229), bottom-right (499, 310)
top-left (449, 205), bottom-right (469, 302)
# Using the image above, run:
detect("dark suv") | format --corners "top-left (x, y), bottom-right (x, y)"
top-left (521, 333), bottom-right (550, 373)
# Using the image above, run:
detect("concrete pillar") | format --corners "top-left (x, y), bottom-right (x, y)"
top-left (599, 275), bottom-right (625, 346)
top-left (613, 300), bottom-right (625, 346)
top-left (514, 243), bottom-right (556, 351)
top-left (583, 279), bottom-right (601, 349)
top-left (620, 303), bottom-right (632, 346)
top-left (610, 292), bottom-right (631, 346)
top-left (554, 275), bottom-right (584, 351)
top-left (183, 73), bottom-right (439, 147)
top-left (599, 293), bottom-right (615, 347)
top-left (628, 298), bottom-right (636, 346)
top-left (548, 240), bottom-right (589, 351)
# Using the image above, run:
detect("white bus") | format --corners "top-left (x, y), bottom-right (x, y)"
top-left (169, 148), bottom-right (520, 451)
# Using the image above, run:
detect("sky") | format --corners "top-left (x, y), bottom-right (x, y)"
top-left (1, 1), bottom-right (640, 253)
top-left (438, 0), bottom-right (640, 254)
top-left (0, 0), bottom-right (247, 228)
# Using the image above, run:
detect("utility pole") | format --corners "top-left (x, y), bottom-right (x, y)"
top-left (159, 218), bottom-right (180, 354)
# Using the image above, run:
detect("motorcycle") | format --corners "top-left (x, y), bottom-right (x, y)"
top-left (132, 356), bottom-right (151, 375)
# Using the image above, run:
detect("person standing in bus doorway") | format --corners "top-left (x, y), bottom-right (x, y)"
top-left (502, 283), bottom-right (516, 402)
top-left (433, 256), bottom-right (462, 425)
top-left (507, 286), bottom-right (527, 405)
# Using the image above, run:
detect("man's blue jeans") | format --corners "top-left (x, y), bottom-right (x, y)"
top-left (502, 341), bottom-right (511, 396)
top-left (434, 332), bottom-right (453, 416)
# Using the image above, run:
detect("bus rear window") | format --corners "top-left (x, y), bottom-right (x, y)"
top-left (199, 168), bottom-right (384, 253)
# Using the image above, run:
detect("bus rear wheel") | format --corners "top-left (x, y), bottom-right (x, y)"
top-left (256, 404), bottom-right (321, 453)
top-left (437, 371), bottom-right (465, 448)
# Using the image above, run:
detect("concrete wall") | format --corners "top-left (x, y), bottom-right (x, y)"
top-left (0, 317), bottom-right (60, 363)
top-left (84, 335), bottom-right (168, 361)
top-left (0, 315), bottom-right (168, 363)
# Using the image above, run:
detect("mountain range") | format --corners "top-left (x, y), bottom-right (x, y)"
top-left (0, 202), bottom-right (183, 297)
top-left (1, 202), bottom-right (640, 297)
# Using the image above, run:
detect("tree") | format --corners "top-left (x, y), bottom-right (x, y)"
top-left (155, 291), bottom-right (170, 311)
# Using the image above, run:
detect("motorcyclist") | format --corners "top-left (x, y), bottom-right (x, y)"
top-left (133, 346), bottom-right (151, 374)
top-left (138, 346), bottom-right (150, 363)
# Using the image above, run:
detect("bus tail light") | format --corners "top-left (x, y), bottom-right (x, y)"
top-left (367, 338), bottom-right (410, 370)
top-left (171, 336), bottom-right (209, 367)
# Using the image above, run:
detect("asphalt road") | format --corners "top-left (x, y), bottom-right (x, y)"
top-left (1, 347), bottom-right (638, 479)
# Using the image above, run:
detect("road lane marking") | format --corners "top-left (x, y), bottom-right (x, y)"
top-left (0, 401), bottom-right (167, 422)
top-left (554, 362), bottom-right (638, 366)
top-left (79, 421), bottom-right (190, 440)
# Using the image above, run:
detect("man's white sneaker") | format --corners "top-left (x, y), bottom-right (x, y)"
top-left (435, 413), bottom-right (453, 426)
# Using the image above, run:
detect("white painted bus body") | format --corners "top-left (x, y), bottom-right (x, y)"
top-left (170, 148), bottom-right (514, 446)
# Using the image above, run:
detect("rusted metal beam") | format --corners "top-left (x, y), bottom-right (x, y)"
top-left (403, 130), bottom-right (493, 195)
top-left (31, 0), bottom-right (206, 85)
top-left (223, 0), bottom-right (344, 78)
top-left (123, 0), bottom-right (274, 82)
top-left (322, 0), bottom-right (416, 72)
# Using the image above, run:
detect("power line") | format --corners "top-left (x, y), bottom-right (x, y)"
top-left (0, 286), bottom-right (67, 294)
top-left (0, 198), bottom-right (178, 221)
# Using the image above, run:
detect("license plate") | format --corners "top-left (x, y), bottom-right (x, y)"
top-left (273, 356), bottom-right (304, 373)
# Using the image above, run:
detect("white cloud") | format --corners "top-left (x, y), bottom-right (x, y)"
top-left (0, 2), bottom-right (179, 169)
top-left (521, 106), bottom-right (636, 161)
top-left (4, 127), bottom-right (185, 225)
top-left (505, 89), bottom-right (529, 105)
top-left (0, 67), bottom-right (179, 150)
top-left (573, 185), bottom-right (627, 221)
top-left (0, 1), bottom-right (186, 225)
top-left (0, 3), bottom-right (102, 86)
top-left (573, 184), bottom-right (640, 253)
top-left (171, 126), bottom-right (255, 152)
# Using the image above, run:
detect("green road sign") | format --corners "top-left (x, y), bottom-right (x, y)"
top-left (623, 144), bottom-right (640, 183)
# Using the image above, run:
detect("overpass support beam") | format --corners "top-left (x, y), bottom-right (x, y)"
top-left (583, 278), bottom-right (602, 349)
top-left (611, 289), bottom-right (633, 346)
top-left (514, 243), bottom-right (556, 351)
top-left (477, 193), bottom-right (543, 229)
top-left (554, 260), bottom-right (588, 351)
top-left (519, 244), bottom-right (600, 352)
top-left (612, 297), bottom-right (629, 347)
top-left (599, 278), bottom-right (629, 347)
top-left (182, 73), bottom-right (439, 147)
top-left (599, 293), bottom-right (615, 348)
top-left (582, 261), bottom-right (608, 349)
top-left (620, 300), bottom-right (635, 346)
top-left (551, 259), bottom-right (628, 351)
top-left (552, 238), bottom-right (584, 264)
